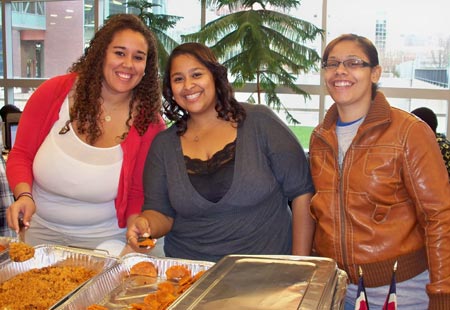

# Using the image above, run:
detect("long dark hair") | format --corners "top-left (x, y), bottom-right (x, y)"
top-left (162, 42), bottom-right (246, 135)
top-left (322, 34), bottom-right (380, 100)
top-left (69, 13), bottom-right (161, 144)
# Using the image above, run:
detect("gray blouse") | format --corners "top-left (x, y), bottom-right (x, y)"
top-left (142, 103), bottom-right (314, 262)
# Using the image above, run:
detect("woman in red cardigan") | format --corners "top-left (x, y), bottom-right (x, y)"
top-left (5, 14), bottom-right (165, 253)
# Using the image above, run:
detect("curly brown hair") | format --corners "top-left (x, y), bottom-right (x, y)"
top-left (162, 42), bottom-right (246, 136)
top-left (69, 13), bottom-right (161, 144)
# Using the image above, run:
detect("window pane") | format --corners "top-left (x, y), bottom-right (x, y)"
top-left (0, 4), bottom-right (3, 79)
top-left (104, 0), bottom-right (141, 17)
top-left (13, 87), bottom-right (33, 111)
top-left (165, 0), bottom-right (322, 85)
top-left (290, 0), bottom-right (323, 85)
top-left (390, 98), bottom-right (449, 134)
top-left (327, 0), bottom-right (450, 90)
top-left (11, 1), bottom-right (85, 78)
top-left (84, 0), bottom-right (95, 47)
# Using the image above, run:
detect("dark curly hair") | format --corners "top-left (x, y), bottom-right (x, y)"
top-left (162, 42), bottom-right (246, 136)
top-left (69, 13), bottom-right (161, 144)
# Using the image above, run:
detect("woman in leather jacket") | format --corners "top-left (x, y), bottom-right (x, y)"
top-left (309, 34), bottom-right (450, 310)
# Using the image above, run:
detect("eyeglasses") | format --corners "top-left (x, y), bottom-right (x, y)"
top-left (322, 58), bottom-right (372, 70)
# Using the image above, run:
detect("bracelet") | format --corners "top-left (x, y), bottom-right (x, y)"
top-left (15, 192), bottom-right (35, 203)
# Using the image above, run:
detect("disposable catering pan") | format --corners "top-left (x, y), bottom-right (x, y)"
top-left (57, 253), bottom-right (215, 309)
top-left (0, 236), bottom-right (15, 262)
top-left (168, 254), bottom-right (348, 310)
top-left (0, 244), bottom-right (120, 309)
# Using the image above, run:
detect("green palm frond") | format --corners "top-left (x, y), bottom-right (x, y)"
top-left (184, 2), bottom-right (323, 122)
top-left (215, 0), bottom-right (300, 10)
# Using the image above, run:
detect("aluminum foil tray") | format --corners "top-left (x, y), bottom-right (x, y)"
top-left (0, 236), bottom-right (15, 262)
top-left (168, 255), bottom-right (348, 310)
top-left (57, 253), bottom-right (215, 309)
top-left (0, 244), bottom-right (120, 309)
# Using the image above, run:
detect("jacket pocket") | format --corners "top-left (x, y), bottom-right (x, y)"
top-left (364, 147), bottom-right (398, 179)
top-left (309, 150), bottom-right (327, 178)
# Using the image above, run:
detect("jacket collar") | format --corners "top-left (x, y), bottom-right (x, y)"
top-left (321, 91), bottom-right (391, 131)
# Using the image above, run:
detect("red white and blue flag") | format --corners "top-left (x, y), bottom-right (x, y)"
top-left (355, 266), bottom-right (369, 310)
top-left (382, 261), bottom-right (398, 310)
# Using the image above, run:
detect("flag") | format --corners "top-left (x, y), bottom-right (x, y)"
top-left (355, 266), bottom-right (369, 310)
top-left (382, 261), bottom-right (398, 310)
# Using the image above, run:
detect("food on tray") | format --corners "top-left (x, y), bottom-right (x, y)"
top-left (178, 269), bottom-right (207, 294)
top-left (128, 265), bottom-right (205, 310)
top-left (158, 281), bottom-right (176, 294)
top-left (137, 236), bottom-right (156, 249)
top-left (9, 241), bottom-right (35, 262)
top-left (130, 261), bottom-right (158, 277)
top-left (88, 262), bottom-right (208, 310)
top-left (165, 265), bottom-right (191, 280)
top-left (0, 244), bottom-right (7, 252)
top-left (87, 304), bottom-right (108, 310)
top-left (0, 265), bottom-right (97, 309)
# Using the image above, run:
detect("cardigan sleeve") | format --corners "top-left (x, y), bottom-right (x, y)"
top-left (6, 73), bottom-right (77, 191)
top-left (123, 115), bottom-right (166, 224)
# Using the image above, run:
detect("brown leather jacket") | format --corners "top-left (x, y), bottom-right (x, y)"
top-left (309, 92), bottom-right (450, 309)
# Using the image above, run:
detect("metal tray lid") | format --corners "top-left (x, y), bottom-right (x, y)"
top-left (168, 254), bottom-right (342, 310)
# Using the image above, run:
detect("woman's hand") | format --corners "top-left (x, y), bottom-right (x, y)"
top-left (6, 195), bottom-right (36, 233)
top-left (126, 214), bottom-right (152, 252)
top-left (124, 211), bottom-right (173, 254)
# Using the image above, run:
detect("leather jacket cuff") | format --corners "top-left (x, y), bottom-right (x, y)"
top-left (428, 293), bottom-right (450, 310)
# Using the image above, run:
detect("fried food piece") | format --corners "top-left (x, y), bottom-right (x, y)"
top-left (9, 242), bottom-right (35, 262)
top-left (87, 304), bottom-right (108, 310)
top-left (130, 302), bottom-right (155, 310)
top-left (155, 290), bottom-right (177, 309)
top-left (143, 293), bottom-right (160, 309)
top-left (177, 270), bottom-right (207, 294)
top-left (138, 237), bottom-right (156, 248)
top-left (0, 244), bottom-right (7, 252)
top-left (165, 265), bottom-right (191, 280)
top-left (130, 261), bottom-right (158, 277)
top-left (157, 281), bottom-right (176, 294)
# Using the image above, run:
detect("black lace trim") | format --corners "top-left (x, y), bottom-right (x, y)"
top-left (184, 140), bottom-right (236, 175)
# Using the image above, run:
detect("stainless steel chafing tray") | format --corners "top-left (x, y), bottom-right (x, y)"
top-left (168, 255), bottom-right (348, 310)
top-left (57, 253), bottom-right (215, 309)
top-left (0, 244), bottom-right (120, 309)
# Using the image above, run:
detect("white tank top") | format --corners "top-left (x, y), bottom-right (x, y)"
top-left (32, 97), bottom-right (124, 237)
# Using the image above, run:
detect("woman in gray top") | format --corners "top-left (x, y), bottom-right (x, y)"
top-left (126, 42), bottom-right (315, 262)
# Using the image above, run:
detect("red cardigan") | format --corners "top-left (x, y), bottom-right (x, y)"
top-left (6, 73), bottom-right (165, 228)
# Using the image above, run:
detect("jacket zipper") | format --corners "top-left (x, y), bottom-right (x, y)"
top-left (338, 157), bottom-right (348, 275)
top-left (317, 132), bottom-right (349, 273)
